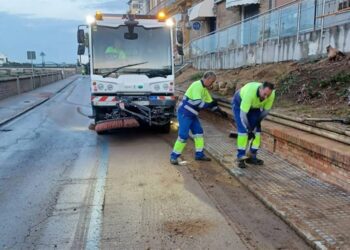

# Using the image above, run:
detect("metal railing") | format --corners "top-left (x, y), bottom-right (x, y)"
top-left (0, 68), bottom-right (77, 80)
top-left (0, 69), bottom-right (77, 100)
top-left (187, 0), bottom-right (350, 58)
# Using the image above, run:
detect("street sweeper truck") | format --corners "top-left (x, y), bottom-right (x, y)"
top-left (77, 11), bottom-right (183, 134)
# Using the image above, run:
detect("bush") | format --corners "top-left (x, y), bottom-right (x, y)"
top-left (190, 72), bottom-right (204, 81)
top-left (318, 72), bottom-right (350, 88)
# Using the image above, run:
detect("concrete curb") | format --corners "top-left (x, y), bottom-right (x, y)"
top-left (225, 165), bottom-right (322, 249)
top-left (180, 113), bottom-right (326, 249)
top-left (0, 98), bottom-right (50, 127)
top-left (176, 93), bottom-right (344, 250)
top-left (203, 141), bottom-right (327, 250)
top-left (0, 76), bottom-right (80, 127)
top-left (187, 129), bottom-right (322, 248)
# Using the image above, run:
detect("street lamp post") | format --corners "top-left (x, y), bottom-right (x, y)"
top-left (40, 52), bottom-right (46, 67)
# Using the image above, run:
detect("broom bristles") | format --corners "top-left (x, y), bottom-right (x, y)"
top-left (95, 118), bottom-right (140, 132)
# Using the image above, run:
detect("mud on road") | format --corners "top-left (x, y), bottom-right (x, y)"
top-left (100, 125), bottom-right (310, 249)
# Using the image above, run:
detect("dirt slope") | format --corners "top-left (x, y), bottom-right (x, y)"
top-left (177, 57), bottom-right (350, 118)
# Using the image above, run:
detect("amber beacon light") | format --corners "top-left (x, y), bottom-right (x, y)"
top-left (157, 11), bottom-right (167, 21)
top-left (95, 11), bottom-right (103, 20)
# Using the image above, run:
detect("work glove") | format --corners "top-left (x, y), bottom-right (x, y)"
top-left (215, 107), bottom-right (228, 118)
top-left (212, 100), bottom-right (218, 106)
top-left (218, 109), bottom-right (228, 118)
top-left (248, 131), bottom-right (255, 140)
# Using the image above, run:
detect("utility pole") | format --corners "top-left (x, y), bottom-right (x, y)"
top-left (40, 52), bottom-right (46, 67)
top-left (27, 51), bottom-right (36, 89)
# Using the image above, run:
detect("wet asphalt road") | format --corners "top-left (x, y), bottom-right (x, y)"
top-left (0, 77), bottom-right (99, 249)
top-left (0, 77), bottom-right (310, 249)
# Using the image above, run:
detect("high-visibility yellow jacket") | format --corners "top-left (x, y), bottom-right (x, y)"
top-left (178, 80), bottom-right (217, 117)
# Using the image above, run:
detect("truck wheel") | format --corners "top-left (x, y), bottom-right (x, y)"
top-left (97, 130), bottom-right (108, 135)
top-left (159, 122), bottom-right (171, 134)
top-left (93, 107), bottom-right (105, 123)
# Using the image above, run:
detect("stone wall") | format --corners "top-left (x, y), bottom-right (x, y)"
top-left (192, 23), bottom-right (350, 70)
top-left (0, 70), bottom-right (76, 101)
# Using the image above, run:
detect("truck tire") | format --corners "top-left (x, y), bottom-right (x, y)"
top-left (159, 122), bottom-right (171, 134)
top-left (96, 128), bottom-right (108, 135)
top-left (93, 107), bottom-right (104, 123)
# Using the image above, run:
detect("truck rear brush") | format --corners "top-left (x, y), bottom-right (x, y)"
top-left (95, 118), bottom-right (140, 133)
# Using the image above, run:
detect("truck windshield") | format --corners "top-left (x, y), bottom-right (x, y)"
top-left (91, 25), bottom-right (172, 77)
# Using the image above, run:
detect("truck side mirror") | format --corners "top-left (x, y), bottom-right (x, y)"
top-left (77, 44), bottom-right (85, 55)
top-left (176, 30), bottom-right (184, 45)
top-left (84, 33), bottom-right (90, 47)
top-left (77, 29), bottom-right (85, 44)
top-left (176, 29), bottom-right (184, 56)
top-left (177, 45), bottom-right (184, 56)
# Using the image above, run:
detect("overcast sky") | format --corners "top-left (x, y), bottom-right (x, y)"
top-left (0, 0), bottom-right (129, 63)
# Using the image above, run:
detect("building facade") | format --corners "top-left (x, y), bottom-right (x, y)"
top-left (146, 0), bottom-right (300, 45)
top-left (128, 0), bottom-right (150, 14)
top-left (144, 0), bottom-right (349, 68)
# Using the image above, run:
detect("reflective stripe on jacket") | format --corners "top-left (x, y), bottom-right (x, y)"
top-left (178, 80), bottom-right (216, 116)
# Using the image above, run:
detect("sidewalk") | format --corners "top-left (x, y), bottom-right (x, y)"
top-left (200, 115), bottom-right (350, 250)
top-left (0, 75), bottom-right (80, 126)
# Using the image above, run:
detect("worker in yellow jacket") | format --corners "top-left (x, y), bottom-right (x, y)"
top-left (105, 40), bottom-right (127, 60)
top-left (232, 82), bottom-right (275, 168)
top-left (170, 71), bottom-right (227, 165)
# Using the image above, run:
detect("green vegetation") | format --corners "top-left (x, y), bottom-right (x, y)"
top-left (276, 75), bottom-right (298, 98)
top-left (319, 72), bottom-right (350, 88)
top-left (277, 71), bottom-right (350, 101)
top-left (190, 72), bottom-right (204, 81)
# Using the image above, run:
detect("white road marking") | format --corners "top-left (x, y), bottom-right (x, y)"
top-left (86, 139), bottom-right (109, 249)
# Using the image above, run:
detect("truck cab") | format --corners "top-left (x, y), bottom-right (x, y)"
top-left (78, 12), bottom-right (182, 133)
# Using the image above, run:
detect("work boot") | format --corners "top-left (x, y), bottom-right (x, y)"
top-left (237, 159), bottom-right (247, 169)
top-left (170, 158), bottom-right (179, 165)
top-left (245, 157), bottom-right (264, 165)
top-left (229, 131), bottom-right (238, 138)
top-left (195, 155), bottom-right (211, 161)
